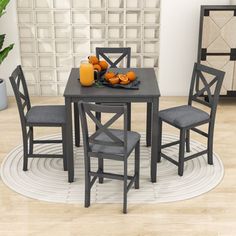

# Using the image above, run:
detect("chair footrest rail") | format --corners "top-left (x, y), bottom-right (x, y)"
top-left (28, 154), bottom-right (63, 158)
top-left (161, 149), bottom-right (208, 165)
top-left (89, 170), bottom-right (137, 192)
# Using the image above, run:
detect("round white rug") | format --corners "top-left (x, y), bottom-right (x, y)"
top-left (0, 133), bottom-right (224, 204)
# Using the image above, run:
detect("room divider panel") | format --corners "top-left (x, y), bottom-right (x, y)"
top-left (198, 5), bottom-right (236, 96)
top-left (16, 0), bottom-right (161, 96)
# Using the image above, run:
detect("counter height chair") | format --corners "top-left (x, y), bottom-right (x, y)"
top-left (79, 102), bottom-right (140, 214)
top-left (73, 47), bottom-right (132, 148)
top-left (9, 65), bottom-right (70, 182)
top-left (96, 47), bottom-right (131, 68)
top-left (157, 63), bottom-right (225, 176)
top-left (95, 47), bottom-right (132, 130)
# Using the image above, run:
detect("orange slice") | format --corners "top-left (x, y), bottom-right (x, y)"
top-left (118, 74), bottom-right (128, 82)
top-left (109, 76), bottom-right (120, 85)
top-left (120, 79), bottom-right (130, 85)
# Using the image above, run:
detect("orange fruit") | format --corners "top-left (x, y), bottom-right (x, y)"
top-left (126, 71), bottom-right (136, 81)
top-left (88, 55), bottom-right (99, 65)
top-left (99, 60), bottom-right (109, 70)
top-left (93, 64), bottom-right (101, 72)
top-left (109, 76), bottom-right (120, 85)
top-left (104, 71), bottom-right (116, 81)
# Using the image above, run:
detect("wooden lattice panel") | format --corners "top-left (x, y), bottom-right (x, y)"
top-left (199, 6), bottom-right (236, 95)
top-left (16, 0), bottom-right (161, 95)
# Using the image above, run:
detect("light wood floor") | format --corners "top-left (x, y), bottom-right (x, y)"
top-left (0, 97), bottom-right (236, 236)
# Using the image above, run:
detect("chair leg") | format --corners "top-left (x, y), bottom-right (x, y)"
top-left (23, 131), bottom-right (28, 171)
top-left (134, 141), bottom-right (140, 189)
top-left (29, 127), bottom-right (34, 155)
top-left (178, 129), bottom-right (186, 176)
top-left (127, 103), bottom-right (131, 131)
top-left (186, 129), bottom-right (190, 153)
top-left (85, 155), bottom-right (91, 208)
top-left (98, 158), bottom-right (104, 183)
top-left (157, 118), bottom-right (162, 163)
top-left (123, 158), bottom-right (128, 214)
top-left (207, 127), bottom-right (214, 165)
top-left (62, 126), bottom-right (68, 171)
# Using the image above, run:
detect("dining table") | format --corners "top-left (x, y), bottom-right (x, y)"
top-left (64, 67), bottom-right (160, 183)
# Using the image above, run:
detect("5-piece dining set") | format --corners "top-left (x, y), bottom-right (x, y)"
top-left (9, 47), bottom-right (225, 213)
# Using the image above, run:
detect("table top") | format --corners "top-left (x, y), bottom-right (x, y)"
top-left (64, 68), bottom-right (160, 99)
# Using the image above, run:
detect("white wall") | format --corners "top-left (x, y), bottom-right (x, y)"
top-left (0, 0), bottom-right (21, 95)
top-left (159, 0), bottom-right (230, 96)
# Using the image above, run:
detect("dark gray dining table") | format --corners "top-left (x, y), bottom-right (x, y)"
top-left (64, 68), bottom-right (160, 183)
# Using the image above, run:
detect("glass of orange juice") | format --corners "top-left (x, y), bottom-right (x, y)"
top-left (80, 60), bottom-right (94, 86)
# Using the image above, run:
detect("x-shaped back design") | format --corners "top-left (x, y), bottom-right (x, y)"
top-left (98, 52), bottom-right (128, 68)
top-left (85, 108), bottom-right (125, 147)
top-left (96, 48), bottom-right (131, 68)
top-left (193, 70), bottom-right (218, 106)
top-left (16, 77), bottom-right (26, 99)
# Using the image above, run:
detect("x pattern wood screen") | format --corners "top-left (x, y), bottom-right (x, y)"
top-left (199, 6), bottom-right (236, 95)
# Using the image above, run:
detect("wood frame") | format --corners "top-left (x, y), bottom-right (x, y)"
top-left (157, 63), bottom-right (225, 176)
top-left (197, 5), bottom-right (236, 97)
top-left (9, 65), bottom-right (70, 182)
top-left (64, 67), bottom-right (160, 183)
top-left (78, 102), bottom-right (140, 214)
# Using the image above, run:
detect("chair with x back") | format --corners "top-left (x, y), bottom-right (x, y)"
top-left (96, 47), bottom-right (131, 68)
top-left (9, 65), bottom-right (71, 182)
top-left (79, 102), bottom-right (140, 213)
top-left (157, 63), bottom-right (225, 176)
top-left (95, 47), bottom-right (132, 131)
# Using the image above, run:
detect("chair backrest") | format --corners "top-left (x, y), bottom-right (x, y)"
top-left (188, 63), bottom-right (225, 119)
top-left (79, 102), bottom-right (128, 156)
top-left (96, 47), bottom-right (131, 68)
top-left (9, 65), bottom-right (31, 127)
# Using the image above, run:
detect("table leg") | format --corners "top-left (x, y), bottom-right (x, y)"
top-left (74, 102), bottom-right (80, 147)
top-left (146, 102), bottom-right (152, 147)
top-left (151, 98), bottom-right (159, 183)
top-left (95, 103), bottom-right (101, 131)
top-left (65, 98), bottom-right (74, 183)
top-left (127, 103), bottom-right (131, 131)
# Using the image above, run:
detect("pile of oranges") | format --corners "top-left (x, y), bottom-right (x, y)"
top-left (88, 55), bottom-right (137, 85)
top-left (88, 55), bottom-right (108, 72)
top-left (104, 71), bottom-right (137, 85)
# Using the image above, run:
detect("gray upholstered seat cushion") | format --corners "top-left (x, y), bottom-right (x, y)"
top-left (90, 129), bottom-right (140, 156)
top-left (159, 105), bottom-right (210, 128)
top-left (26, 106), bottom-right (66, 125)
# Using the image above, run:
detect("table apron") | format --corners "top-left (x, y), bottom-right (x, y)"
top-left (67, 97), bottom-right (158, 103)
